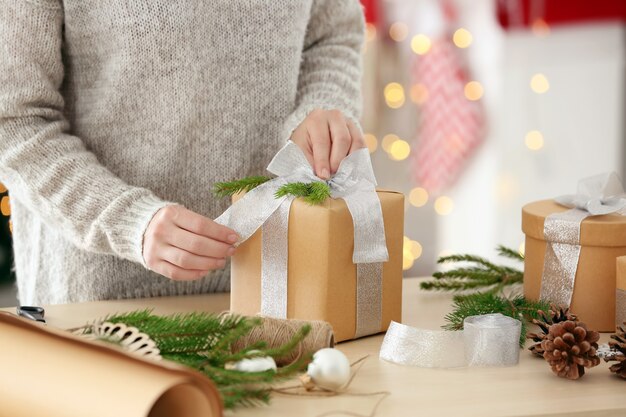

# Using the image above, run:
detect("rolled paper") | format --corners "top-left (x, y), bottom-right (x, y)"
top-left (463, 314), bottom-right (521, 367)
top-left (380, 314), bottom-right (522, 368)
top-left (216, 141), bottom-right (389, 338)
top-left (540, 172), bottom-right (626, 308)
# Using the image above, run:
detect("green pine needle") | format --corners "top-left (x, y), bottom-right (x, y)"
top-left (275, 181), bottom-right (331, 205)
top-left (213, 176), bottom-right (271, 198)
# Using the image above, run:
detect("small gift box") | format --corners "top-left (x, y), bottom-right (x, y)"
top-left (216, 142), bottom-right (404, 342)
top-left (522, 173), bottom-right (626, 331)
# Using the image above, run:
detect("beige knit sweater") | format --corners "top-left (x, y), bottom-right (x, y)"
top-left (0, 0), bottom-right (364, 305)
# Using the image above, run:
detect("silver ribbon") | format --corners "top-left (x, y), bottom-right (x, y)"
top-left (380, 314), bottom-right (521, 368)
top-left (215, 141), bottom-right (388, 337)
top-left (540, 172), bottom-right (626, 308)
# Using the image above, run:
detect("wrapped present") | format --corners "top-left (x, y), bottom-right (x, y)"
top-left (216, 142), bottom-right (404, 342)
top-left (617, 256), bottom-right (626, 328)
top-left (522, 172), bottom-right (626, 331)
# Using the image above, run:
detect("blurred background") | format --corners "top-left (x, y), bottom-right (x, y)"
top-left (0, 0), bottom-right (624, 305)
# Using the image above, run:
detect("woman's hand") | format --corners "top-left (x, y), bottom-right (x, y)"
top-left (290, 109), bottom-right (365, 179)
top-left (143, 205), bottom-right (238, 281)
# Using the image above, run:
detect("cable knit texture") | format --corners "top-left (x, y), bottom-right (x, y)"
top-left (0, 0), bottom-right (364, 304)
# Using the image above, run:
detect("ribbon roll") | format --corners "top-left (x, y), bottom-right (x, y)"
top-left (380, 314), bottom-right (521, 368)
top-left (215, 141), bottom-right (388, 337)
top-left (540, 172), bottom-right (626, 308)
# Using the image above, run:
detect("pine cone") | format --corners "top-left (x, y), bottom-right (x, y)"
top-left (527, 306), bottom-right (577, 357)
top-left (605, 323), bottom-right (626, 379)
top-left (541, 320), bottom-right (600, 380)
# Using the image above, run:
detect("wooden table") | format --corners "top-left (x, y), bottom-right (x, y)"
top-left (2, 278), bottom-right (624, 417)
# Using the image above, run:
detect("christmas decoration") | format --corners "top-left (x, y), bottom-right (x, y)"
top-left (523, 172), bottom-right (626, 331)
top-left (411, 0), bottom-right (485, 193)
top-left (83, 321), bottom-right (162, 361)
top-left (214, 176), bottom-right (332, 206)
top-left (75, 310), bottom-right (312, 409)
top-left (228, 351), bottom-right (277, 373)
top-left (541, 320), bottom-right (600, 380)
top-left (305, 348), bottom-right (351, 391)
top-left (420, 245), bottom-right (523, 294)
top-left (443, 292), bottom-right (548, 347)
top-left (605, 323), bottom-right (626, 379)
top-left (527, 306), bottom-right (578, 357)
top-left (214, 141), bottom-right (403, 342)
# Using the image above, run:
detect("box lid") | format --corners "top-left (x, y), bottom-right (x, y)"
top-left (522, 199), bottom-right (626, 247)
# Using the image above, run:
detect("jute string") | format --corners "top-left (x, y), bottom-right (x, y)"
top-left (229, 314), bottom-right (335, 366)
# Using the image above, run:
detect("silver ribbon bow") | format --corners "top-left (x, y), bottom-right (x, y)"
top-left (216, 141), bottom-right (388, 338)
top-left (540, 172), bottom-right (626, 307)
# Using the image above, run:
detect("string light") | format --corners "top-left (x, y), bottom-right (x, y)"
top-left (530, 73), bottom-right (549, 94)
top-left (364, 133), bottom-right (378, 153)
top-left (381, 134), bottom-right (399, 153)
top-left (389, 22), bottom-right (408, 42)
top-left (525, 130), bottom-right (544, 150)
top-left (453, 28), bottom-right (473, 48)
top-left (434, 196), bottom-right (454, 215)
top-left (389, 140), bottom-right (411, 161)
top-left (0, 183), bottom-right (6, 193)
top-left (384, 82), bottom-right (405, 109)
top-left (410, 83), bottom-right (429, 105)
top-left (402, 255), bottom-right (414, 270)
top-left (409, 187), bottom-right (429, 207)
top-left (411, 34), bottom-right (431, 55)
top-left (0, 196), bottom-right (10, 217)
top-left (464, 81), bottom-right (483, 101)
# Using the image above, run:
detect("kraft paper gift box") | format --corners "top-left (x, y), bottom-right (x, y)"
top-left (230, 190), bottom-right (404, 342)
top-left (522, 192), bottom-right (626, 332)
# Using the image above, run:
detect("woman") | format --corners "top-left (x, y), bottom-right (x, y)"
top-left (0, 0), bottom-right (365, 304)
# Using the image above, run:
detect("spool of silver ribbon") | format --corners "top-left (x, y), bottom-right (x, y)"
top-left (540, 172), bottom-right (626, 308)
top-left (216, 141), bottom-right (388, 338)
top-left (380, 314), bottom-right (521, 368)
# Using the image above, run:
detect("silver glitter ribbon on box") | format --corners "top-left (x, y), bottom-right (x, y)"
top-left (215, 141), bottom-right (388, 338)
top-left (539, 172), bottom-right (626, 308)
top-left (379, 314), bottom-right (521, 368)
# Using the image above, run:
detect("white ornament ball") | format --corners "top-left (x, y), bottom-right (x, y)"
top-left (306, 348), bottom-right (351, 390)
top-left (231, 351), bottom-right (277, 373)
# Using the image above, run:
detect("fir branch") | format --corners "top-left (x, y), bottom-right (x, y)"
top-left (213, 176), bottom-right (271, 198)
top-left (275, 181), bottom-right (331, 205)
top-left (443, 292), bottom-right (550, 346)
top-left (497, 245), bottom-right (524, 261)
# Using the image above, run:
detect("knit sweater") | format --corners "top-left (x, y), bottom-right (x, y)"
top-left (0, 0), bottom-right (364, 305)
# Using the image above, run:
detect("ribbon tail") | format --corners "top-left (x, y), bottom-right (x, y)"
top-left (354, 263), bottom-right (383, 338)
top-left (260, 197), bottom-right (293, 318)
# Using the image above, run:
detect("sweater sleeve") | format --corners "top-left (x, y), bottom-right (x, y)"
top-left (282, 0), bottom-right (366, 139)
top-left (0, 1), bottom-right (170, 266)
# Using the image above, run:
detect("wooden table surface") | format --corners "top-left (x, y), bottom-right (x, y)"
top-left (2, 278), bottom-right (624, 417)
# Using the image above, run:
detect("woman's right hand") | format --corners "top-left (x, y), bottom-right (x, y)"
top-left (143, 205), bottom-right (238, 281)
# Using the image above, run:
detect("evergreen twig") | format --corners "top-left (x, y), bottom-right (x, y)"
top-left (212, 176), bottom-right (271, 198)
top-left (275, 181), bottom-right (331, 205)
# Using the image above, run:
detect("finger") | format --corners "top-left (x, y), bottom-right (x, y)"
top-left (153, 260), bottom-right (211, 281)
top-left (290, 124), bottom-right (315, 168)
top-left (328, 111), bottom-right (351, 174)
top-left (346, 119), bottom-right (366, 154)
top-left (167, 227), bottom-right (235, 258)
top-left (170, 206), bottom-right (238, 243)
top-left (160, 244), bottom-right (227, 270)
top-left (306, 112), bottom-right (332, 179)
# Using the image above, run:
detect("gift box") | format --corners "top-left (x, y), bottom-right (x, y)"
top-left (522, 174), bottom-right (626, 331)
top-left (230, 190), bottom-right (403, 342)
top-left (216, 142), bottom-right (404, 342)
top-left (617, 256), bottom-right (626, 327)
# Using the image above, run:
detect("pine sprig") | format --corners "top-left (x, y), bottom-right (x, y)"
top-left (420, 246), bottom-right (524, 295)
top-left (213, 176), bottom-right (271, 198)
top-left (82, 310), bottom-right (312, 409)
top-left (275, 181), bottom-right (331, 205)
top-left (443, 293), bottom-right (550, 346)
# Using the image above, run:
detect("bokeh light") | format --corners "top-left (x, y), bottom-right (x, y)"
top-left (409, 187), bottom-right (429, 207)
top-left (365, 23), bottom-right (377, 42)
top-left (384, 82), bottom-right (405, 109)
top-left (0, 184), bottom-right (6, 193)
top-left (530, 73), bottom-right (550, 94)
top-left (381, 134), bottom-right (400, 152)
top-left (364, 133), bottom-right (378, 153)
top-left (410, 83), bottom-right (429, 105)
top-left (464, 81), bottom-right (483, 101)
top-left (453, 28), bottom-right (473, 48)
top-left (389, 22), bottom-right (409, 42)
top-left (411, 34), bottom-right (432, 55)
top-left (519, 241), bottom-right (526, 257)
top-left (531, 18), bottom-right (550, 37)
top-left (389, 140), bottom-right (411, 161)
top-left (525, 130), bottom-right (544, 150)
top-left (0, 196), bottom-right (10, 217)
top-left (434, 196), bottom-right (454, 215)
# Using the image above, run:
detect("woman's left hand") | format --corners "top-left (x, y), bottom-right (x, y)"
top-left (290, 109), bottom-right (365, 179)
